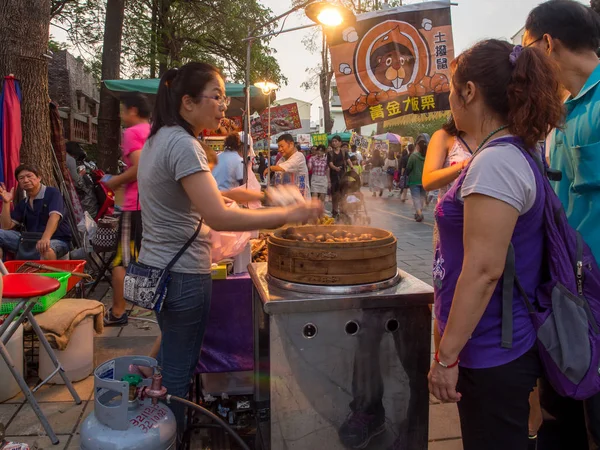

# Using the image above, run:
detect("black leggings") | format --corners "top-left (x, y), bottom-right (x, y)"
top-left (457, 348), bottom-right (541, 450)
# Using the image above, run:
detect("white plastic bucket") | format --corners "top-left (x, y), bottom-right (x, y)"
top-left (39, 317), bottom-right (93, 384)
top-left (0, 324), bottom-right (24, 402)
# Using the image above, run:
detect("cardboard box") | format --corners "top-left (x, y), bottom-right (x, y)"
top-left (211, 264), bottom-right (228, 280)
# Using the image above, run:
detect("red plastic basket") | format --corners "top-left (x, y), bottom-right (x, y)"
top-left (4, 260), bottom-right (87, 292)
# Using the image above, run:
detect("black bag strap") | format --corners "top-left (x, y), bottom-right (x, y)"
top-left (164, 219), bottom-right (203, 272)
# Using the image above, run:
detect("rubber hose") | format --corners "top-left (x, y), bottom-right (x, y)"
top-left (167, 395), bottom-right (251, 450)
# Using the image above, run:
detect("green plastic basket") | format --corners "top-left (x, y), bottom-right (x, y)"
top-left (0, 272), bottom-right (71, 315)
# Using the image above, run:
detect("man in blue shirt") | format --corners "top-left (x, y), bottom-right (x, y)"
top-left (0, 164), bottom-right (71, 260)
top-left (523, 1), bottom-right (600, 448)
top-left (211, 132), bottom-right (244, 191)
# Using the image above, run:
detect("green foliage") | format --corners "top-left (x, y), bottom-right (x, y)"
top-left (48, 36), bottom-right (68, 53)
top-left (384, 113), bottom-right (450, 141)
top-left (52, 0), bottom-right (286, 85)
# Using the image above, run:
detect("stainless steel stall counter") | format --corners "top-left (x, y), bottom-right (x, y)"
top-left (249, 262), bottom-right (434, 450)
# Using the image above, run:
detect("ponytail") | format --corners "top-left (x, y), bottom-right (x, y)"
top-left (150, 62), bottom-right (221, 138)
top-left (150, 69), bottom-right (179, 137)
top-left (452, 39), bottom-right (563, 149)
top-left (507, 46), bottom-right (564, 148)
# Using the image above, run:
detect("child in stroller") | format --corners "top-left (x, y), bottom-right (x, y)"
top-left (338, 162), bottom-right (371, 225)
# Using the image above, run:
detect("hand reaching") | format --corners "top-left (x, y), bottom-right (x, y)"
top-left (0, 183), bottom-right (14, 204)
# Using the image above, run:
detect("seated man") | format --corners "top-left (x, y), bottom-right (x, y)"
top-left (0, 164), bottom-right (71, 260)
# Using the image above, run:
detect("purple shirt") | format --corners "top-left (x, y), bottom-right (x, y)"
top-left (433, 136), bottom-right (545, 369)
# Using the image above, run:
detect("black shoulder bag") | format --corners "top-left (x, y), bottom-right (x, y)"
top-left (123, 220), bottom-right (203, 312)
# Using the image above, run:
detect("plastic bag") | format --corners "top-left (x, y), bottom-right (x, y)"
top-left (77, 211), bottom-right (98, 253)
top-left (210, 202), bottom-right (252, 263)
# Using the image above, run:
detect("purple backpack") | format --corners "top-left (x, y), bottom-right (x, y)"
top-left (502, 138), bottom-right (600, 400)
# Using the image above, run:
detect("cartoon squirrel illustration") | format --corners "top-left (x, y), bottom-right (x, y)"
top-left (348, 25), bottom-right (450, 115)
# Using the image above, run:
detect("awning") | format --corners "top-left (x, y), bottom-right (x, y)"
top-left (103, 79), bottom-right (273, 117)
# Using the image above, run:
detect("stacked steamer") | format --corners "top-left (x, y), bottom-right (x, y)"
top-left (267, 225), bottom-right (397, 286)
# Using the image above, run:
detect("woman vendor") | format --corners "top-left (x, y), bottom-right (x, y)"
top-left (136, 61), bottom-right (323, 441)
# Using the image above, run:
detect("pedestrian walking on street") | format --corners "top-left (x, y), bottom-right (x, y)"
top-left (406, 135), bottom-right (428, 222)
top-left (367, 149), bottom-right (385, 197)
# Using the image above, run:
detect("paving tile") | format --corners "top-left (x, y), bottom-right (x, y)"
top-left (65, 434), bottom-right (80, 449)
top-left (98, 325), bottom-right (122, 338)
top-left (0, 404), bottom-right (21, 424)
top-left (9, 377), bottom-right (94, 404)
top-left (429, 403), bottom-right (462, 441)
top-left (428, 438), bottom-right (463, 450)
top-left (74, 400), bottom-right (94, 434)
top-left (94, 336), bottom-right (156, 367)
top-left (4, 434), bottom-right (70, 450)
top-left (6, 402), bottom-right (85, 436)
top-left (119, 320), bottom-right (161, 337)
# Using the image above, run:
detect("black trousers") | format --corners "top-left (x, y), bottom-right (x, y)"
top-left (457, 348), bottom-right (542, 450)
top-left (537, 378), bottom-right (600, 450)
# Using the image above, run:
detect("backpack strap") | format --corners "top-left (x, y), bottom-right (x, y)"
top-left (502, 243), bottom-right (537, 348)
top-left (501, 244), bottom-right (516, 349)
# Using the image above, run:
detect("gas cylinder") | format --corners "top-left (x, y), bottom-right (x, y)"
top-left (80, 356), bottom-right (176, 450)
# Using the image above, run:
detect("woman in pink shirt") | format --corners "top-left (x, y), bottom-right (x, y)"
top-left (104, 93), bottom-right (151, 326)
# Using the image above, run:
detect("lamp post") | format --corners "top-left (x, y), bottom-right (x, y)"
top-left (242, 1), bottom-right (355, 183)
top-left (254, 81), bottom-right (279, 187)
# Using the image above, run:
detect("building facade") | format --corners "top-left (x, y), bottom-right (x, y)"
top-left (48, 50), bottom-right (99, 144)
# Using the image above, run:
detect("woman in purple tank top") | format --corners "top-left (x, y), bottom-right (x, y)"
top-left (427, 40), bottom-right (564, 450)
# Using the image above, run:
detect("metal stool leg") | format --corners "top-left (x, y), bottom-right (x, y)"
top-left (26, 311), bottom-right (82, 405)
top-left (0, 342), bottom-right (60, 445)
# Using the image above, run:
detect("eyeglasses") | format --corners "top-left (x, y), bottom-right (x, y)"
top-left (525, 37), bottom-right (543, 48)
top-left (199, 95), bottom-right (231, 107)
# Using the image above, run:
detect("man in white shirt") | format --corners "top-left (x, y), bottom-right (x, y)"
top-left (267, 133), bottom-right (311, 200)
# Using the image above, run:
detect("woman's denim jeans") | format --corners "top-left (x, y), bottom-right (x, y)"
top-left (156, 271), bottom-right (212, 435)
top-left (410, 185), bottom-right (427, 213)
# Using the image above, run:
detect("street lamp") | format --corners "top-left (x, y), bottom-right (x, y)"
top-left (242, 1), bottom-right (355, 183)
top-left (254, 81), bottom-right (279, 187)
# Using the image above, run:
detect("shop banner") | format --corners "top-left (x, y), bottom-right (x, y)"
top-left (328, 2), bottom-right (454, 129)
top-left (250, 116), bottom-right (266, 141)
top-left (311, 133), bottom-right (329, 147)
top-left (260, 103), bottom-right (302, 135)
top-left (370, 139), bottom-right (390, 155)
top-left (203, 116), bottom-right (243, 137)
top-left (297, 134), bottom-right (311, 147)
top-left (350, 132), bottom-right (372, 154)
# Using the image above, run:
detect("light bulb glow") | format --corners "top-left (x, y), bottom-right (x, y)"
top-left (254, 81), bottom-right (279, 95)
top-left (317, 7), bottom-right (343, 27)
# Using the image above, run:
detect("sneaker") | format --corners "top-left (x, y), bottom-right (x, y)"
top-left (387, 192), bottom-right (394, 197)
top-left (338, 411), bottom-right (386, 449)
top-left (104, 307), bottom-right (128, 326)
top-left (416, 214), bottom-right (424, 223)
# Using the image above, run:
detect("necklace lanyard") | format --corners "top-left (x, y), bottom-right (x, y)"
top-left (471, 125), bottom-right (510, 159)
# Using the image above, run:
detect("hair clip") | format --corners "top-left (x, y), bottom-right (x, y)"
top-left (509, 45), bottom-right (524, 66)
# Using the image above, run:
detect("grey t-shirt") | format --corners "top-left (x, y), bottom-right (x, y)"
top-left (461, 141), bottom-right (536, 215)
top-left (137, 126), bottom-right (212, 274)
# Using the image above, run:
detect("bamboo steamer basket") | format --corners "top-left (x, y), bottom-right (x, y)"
top-left (267, 225), bottom-right (397, 286)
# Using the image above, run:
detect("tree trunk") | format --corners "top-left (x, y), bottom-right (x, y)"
top-left (0, 0), bottom-right (54, 184)
top-left (320, 35), bottom-right (334, 134)
top-left (97, 0), bottom-right (125, 173)
top-left (158, 0), bottom-right (173, 76)
top-left (150, 0), bottom-right (158, 79)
